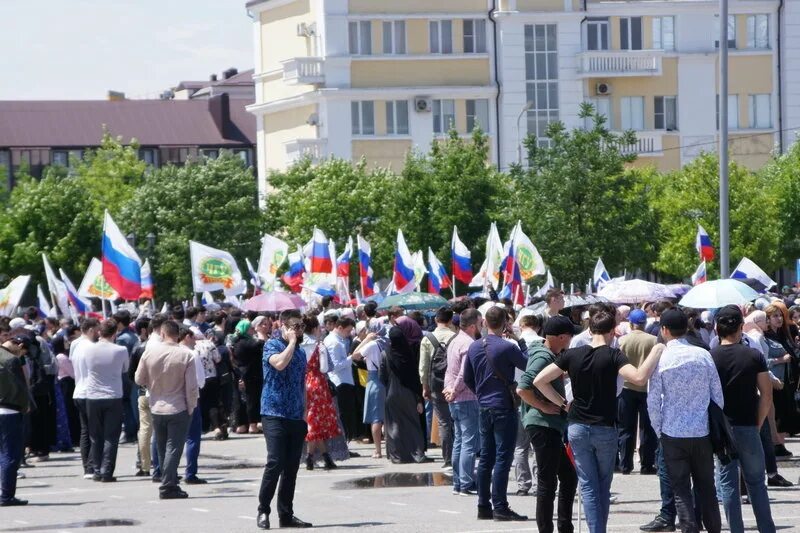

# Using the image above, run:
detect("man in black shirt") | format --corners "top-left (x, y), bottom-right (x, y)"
top-left (711, 306), bottom-right (775, 533)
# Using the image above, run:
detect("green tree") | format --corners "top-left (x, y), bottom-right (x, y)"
top-left (761, 142), bottom-right (800, 269)
top-left (514, 103), bottom-right (658, 284)
top-left (121, 152), bottom-right (262, 301)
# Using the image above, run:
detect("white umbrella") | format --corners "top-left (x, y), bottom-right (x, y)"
top-left (478, 301), bottom-right (506, 317)
top-left (597, 279), bottom-right (675, 304)
top-left (678, 279), bottom-right (759, 309)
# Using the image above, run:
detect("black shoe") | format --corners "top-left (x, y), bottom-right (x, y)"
top-left (640, 515), bottom-right (676, 532)
top-left (306, 457), bottom-right (314, 471)
top-left (348, 451), bottom-right (361, 458)
top-left (257, 512), bottom-right (270, 529)
top-left (768, 474), bottom-right (793, 487)
top-left (493, 508), bottom-right (528, 521)
top-left (278, 515), bottom-right (313, 528)
top-left (640, 466), bottom-right (658, 475)
top-left (477, 507), bottom-right (493, 520)
top-left (775, 444), bottom-right (793, 458)
top-left (101, 476), bottom-right (117, 483)
top-left (322, 453), bottom-right (338, 470)
top-left (134, 469), bottom-right (150, 477)
top-left (0, 498), bottom-right (28, 507)
top-left (92, 474), bottom-right (102, 482)
top-left (159, 489), bottom-right (188, 500)
top-left (184, 477), bottom-right (207, 485)
top-left (514, 489), bottom-right (528, 496)
top-left (152, 475), bottom-right (162, 483)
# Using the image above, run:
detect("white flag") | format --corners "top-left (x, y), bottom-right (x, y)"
top-left (78, 258), bottom-right (119, 300)
top-left (513, 222), bottom-right (546, 279)
top-left (257, 234), bottom-right (289, 290)
top-left (189, 241), bottom-right (246, 295)
top-left (43, 253), bottom-right (69, 317)
top-left (412, 250), bottom-right (427, 290)
top-left (485, 223), bottom-right (504, 290)
top-left (0, 276), bottom-right (31, 317)
top-left (37, 284), bottom-right (54, 318)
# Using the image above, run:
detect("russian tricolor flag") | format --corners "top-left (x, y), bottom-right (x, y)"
top-left (60, 269), bottom-right (91, 315)
top-left (140, 259), bottom-right (154, 299)
top-left (357, 235), bottom-right (375, 297)
top-left (101, 211), bottom-right (142, 300)
top-left (499, 230), bottom-right (523, 304)
top-left (309, 228), bottom-right (333, 274)
top-left (393, 229), bottom-right (416, 292)
top-left (691, 261), bottom-right (707, 286)
top-left (427, 248), bottom-right (451, 294)
top-left (451, 226), bottom-right (472, 285)
top-left (337, 238), bottom-right (352, 279)
top-left (282, 248), bottom-right (305, 293)
top-left (696, 224), bottom-right (715, 262)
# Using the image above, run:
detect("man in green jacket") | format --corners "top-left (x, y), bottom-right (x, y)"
top-left (0, 332), bottom-right (31, 506)
top-left (517, 316), bottom-right (578, 533)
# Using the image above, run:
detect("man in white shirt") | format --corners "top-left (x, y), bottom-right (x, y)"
top-left (70, 318), bottom-right (100, 478)
top-left (180, 327), bottom-right (207, 484)
top-left (324, 317), bottom-right (361, 441)
top-left (75, 319), bottom-right (128, 482)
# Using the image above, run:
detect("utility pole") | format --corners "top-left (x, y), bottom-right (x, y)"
top-left (719, 0), bottom-right (730, 277)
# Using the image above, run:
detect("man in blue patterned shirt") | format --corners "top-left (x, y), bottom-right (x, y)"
top-left (256, 309), bottom-right (312, 530)
top-left (647, 309), bottom-right (724, 533)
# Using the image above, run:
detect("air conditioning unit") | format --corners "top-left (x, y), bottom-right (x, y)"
top-left (414, 96), bottom-right (432, 113)
top-left (296, 23), bottom-right (308, 37)
top-left (595, 82), bottom-right (612, 96)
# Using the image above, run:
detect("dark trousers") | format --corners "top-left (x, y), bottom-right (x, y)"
top-left (431, 391), bottom-right (453, 466)
top-left (258, 416), bottom-right (308, 518)
top-left (121, 375), bottom-right (138, 441)
top-left (184, 406), bottom-right (202, 479)
top-left (153, 411), bottom-right (190, 494)
top-left (74, 398), bottom-right (93, 475)
top-left (477, 407), bottom-right (518, 512)
top-left (759, 420), bottom-right (777, 475)
top-left (86, 398), bottom-right (123, 478)
top-left (336, 383), bottom-right (358, 441)
top-left (661, 435), bottom-right (721, 533)
top-left (528, 425), bottom-right (577, 533)
top-left (617, 388), bottom-right (657, 471)
top-left (59, 378), bottom-right (80, 447)
top-left (199, 377), bottom-right (221, 432)
top-left (0, 413), bottom-right (23, 503)
top-left (244, 377), bottom-right (263, 425)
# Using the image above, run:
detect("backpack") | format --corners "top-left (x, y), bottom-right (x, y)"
top-left (425, 332), bottom-right (455, 394)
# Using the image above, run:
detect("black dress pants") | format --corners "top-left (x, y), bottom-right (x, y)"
top-left (528, 425), bottom-right (577, 533)
top-left (258, 416), bottom-right (308, 518)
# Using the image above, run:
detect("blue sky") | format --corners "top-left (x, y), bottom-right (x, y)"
top-left (1, 0), bottom-right (253, 100)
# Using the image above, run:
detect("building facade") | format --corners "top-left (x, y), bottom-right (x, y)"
top-left (247, 0), bottom-right (791, 196)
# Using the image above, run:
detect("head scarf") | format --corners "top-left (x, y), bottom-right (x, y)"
top-left (235, 319), bottom-right (252, 338)
top-left (367, 320), bottom-right (388, 352)
top-left (396, 316), bottom-right (422, 347)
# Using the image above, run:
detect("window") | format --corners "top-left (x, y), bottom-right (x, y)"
top-left (233, 149), bottom-right (251, 166)
top-left (385, 100), bottom-right (409, 135)
top-left (463, 19), bottom-right (487, 53)
top-left (619, 17), bottom-right (643, 50)
top-left (585, 98), bottom-right (612, 129)
top-left (200, 149), bottom-right (219, 159)
top-left (716, 95), bottom-right (740, 129)
top-left (525, 24), bottom-right (559, 146)
top-left (432, 99), bottom-right (455, 134)
top-left (652, 16), bottom-right (675, 51)
top-left (746, 15), bottom-right (769, 49)
top-left (429, 20), bottom-right (453, 54)
top-left (654, 96), bottom-right (678, 130)
top-left (139, 148), bottom-right (157, 166)
top-left (466, 99), bottom-right (490, 132)
top-left (382, 21), bottom-right (406, 54)
top-left (51, 150), bottom-right (69, 166)
top-left (620, 96), bottom-right (645, 131)
top-left (748, 94), bottom-right (771, 128)
top-left (586, 18), bottom-right (609, 51)
top-left (351, 101), bottom-right (375, 135)
top-left (714, 15), bottom-right (737, 49)
top-left (348, 21), bottom-right (372, 55)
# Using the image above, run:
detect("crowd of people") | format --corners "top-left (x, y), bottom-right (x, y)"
top-left (0, 287), bottom-right (799, 532)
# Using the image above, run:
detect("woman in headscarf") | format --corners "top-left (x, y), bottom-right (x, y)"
top-left (231, 318), bottom-right (266, 434)
top-left (380, 316), bottom-right (430, 463)
top-left (353, 320), bottom-right (388, 458)
top-left (764, 302), bottom-right (800, 443)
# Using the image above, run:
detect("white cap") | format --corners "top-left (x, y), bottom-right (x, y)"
top-left (9, 318), bottom-right (26, 329)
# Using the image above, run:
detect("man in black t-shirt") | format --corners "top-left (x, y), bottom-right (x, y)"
top-left (711, 305), bottom-right (775, 533)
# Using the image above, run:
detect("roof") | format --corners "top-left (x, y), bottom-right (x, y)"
top-left (174, 69), bottom-right (254, 92)
top-left (0, 98), bottom-right (256, 148)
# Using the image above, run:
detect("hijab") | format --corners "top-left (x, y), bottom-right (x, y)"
top-left (366, 320), bottom-right (388, 352)
top-left (388, 317), bottom-right (423, 397)
top-left (396, 316), bottom-right (422, 348)
top-left (235, 319), bottom-right (252, 339)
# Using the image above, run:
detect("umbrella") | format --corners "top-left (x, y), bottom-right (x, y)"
top-left (363, 292), bottom-right (386, 305)
top-left (666, 284), bottom-right (692, 297)
top-left (242, 291), bottom-right (305, 312)
top-left (678, 279), bottom-right (759, 309)
top-left (477, 301), bottom-right (506, 317)
top-left (377, 292), bottom-right (449, 311)
top-left (563, 294), bottom-right (589, 308)
top-left (515, 302), bottom-right (547, 325)
top-left (597, 279), bottom-right (676, 304)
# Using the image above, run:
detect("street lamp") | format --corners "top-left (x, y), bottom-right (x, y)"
top-left (517, 101), bottom-right (534, 165)
top-left (146, 232), bottom-right (156, 256)
top-left (126, 232), bottom-right (136, 249)
top-left (719, 0), bottom-right (730, 276)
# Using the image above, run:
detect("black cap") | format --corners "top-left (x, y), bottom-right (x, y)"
top-left (10, 336), bottom-right (30, 349)
top-left (716, 305), bottom-right (743, 326)
top-left (660, 308), bottom-right (688, 331)
top-left (542, 315), bottom-right (581, 336)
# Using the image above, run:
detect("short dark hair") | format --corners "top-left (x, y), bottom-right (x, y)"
top-left (337, 317), bottom-right (356, 329)
top-left (112, 310), bottom-right (131, 327)
top-left (185, 306), bottom-right (200, 320)
top-left (24, 306), bottom-right (38, 320)
top-left (279, 309), bottom-right (302, 323)
top-left (588, 311), bottom-right (616, 334)
top-left (171, 305), bottom-right (185, 320)
top-left (460, 308), bottom-right (481, 329)
top-left (364, 301), bottom-right (378, 318)
top-left (302, 314), bottom-right (319, 331)
top-left (435, 307), bottom-right (454, 324)
top-left (545, 288), bottom-right (564, 304)
top-left (150, 313), bottom-right (168, 332)
top-left (134, 317), bottom-right (150, 335)
top-left (161, 320), bottom-right (180, 339)
top-left (519, 314), bottom-right (541, 330)
top-left (387, 306), bottom-right (405, 319)
top-left (99, 319), bottom-right (117, 338)
top-left (452, 300), bottom-right (471, 314)
top-left (212, 311), bottom-right (227, 326)
top-left (80, 317), bottom-right (100, 333)
top-left (588, 302), bottom-right (617, 318)
top-left (321, 296), bottom-right (333, 308)
top-left (653, 300), bottom-right (674, 316)
top-left (485, 306), bottom-right (507, 330)
top-left (178, 326), bottom-right (194, 342)
top-left (409, 311), bottom-right (425, 327)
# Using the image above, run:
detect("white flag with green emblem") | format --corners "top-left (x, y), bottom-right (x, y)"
top-left (78, 258), bottom-right (119, 300)
top-left (0, 275), bottom-right (31, 317)
top-left (190, 241), bottom-right (246, 296)
top-left (512, 222), bottom-right (546, 280)
top-left (257, 234), bottom-right (289, 291)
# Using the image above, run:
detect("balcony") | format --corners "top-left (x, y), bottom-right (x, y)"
top-left (616, 131), bottom-right (663, 156)
top-left (284, 138), bottom-right (327, 164)
top-left (281, 57), bottom-right (325, 85)
top-left (577, 50), bottom-right (663, 78)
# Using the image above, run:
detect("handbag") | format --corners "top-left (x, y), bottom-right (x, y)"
top-left (482, 338), bottom-right (521, 409)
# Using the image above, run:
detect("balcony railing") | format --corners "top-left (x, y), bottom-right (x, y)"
top-left (578, 50), bottom-right (663, 77)
top-left (284, 138), bottom-right (327, 164)
top-left (281, 57), bottom-right (325, 84)
top-left (615, 131), bottom-right (663, 156)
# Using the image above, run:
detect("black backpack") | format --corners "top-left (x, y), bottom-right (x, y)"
top-left (425, 332), bottom-right (455, 393)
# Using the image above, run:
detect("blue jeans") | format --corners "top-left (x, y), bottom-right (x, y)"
top-left (657, 443), bottom-right (677, 523)
top-left (450, 400), bottom-right (479, 492)
top-left (151, 434), bottom-right (160, 476)
top-left (184, 406), bottom-right (203, 479)
top-left (477, 407), bottom-right (518, 511)
top-left (0, 413), bottom-right (23, 503)
top-left (568, 423), bottom-right (617, 533)
top-left (719, 426), bottom-right (775, 533)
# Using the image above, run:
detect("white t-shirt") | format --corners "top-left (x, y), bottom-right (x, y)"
top-left (189, 349), bottom-right (206, 391)
top-left (79, 339), bottom-right (129, 400)
top-left (70, 335), bottom-right (94, 400)
top-left (360, 340), bottom-right (383, 372)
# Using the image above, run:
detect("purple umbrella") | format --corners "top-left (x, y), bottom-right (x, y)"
top-left (242, 291), bottom-right (305, 312)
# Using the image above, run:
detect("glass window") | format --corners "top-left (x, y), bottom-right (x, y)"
top-left (716, 95), bottom-right (740, 129)
top-left (430, 20), bottom-right (453, 54)
top-left (51, 150), bottom-right (69, 166)
top-left (349, 21), bottom-right (372, 55)
top-left (620, 96), bottom-right (645, 131)
top-left (525, 24), bottom-right (559, 145)
top-left (200, 149), bottom-right (219, 159)
top-left (652, 16), bottom-right (675, 51)
top-left (433, 99), bottom-right (455, 134)
top-left (139, 148), bottom-right (157, 166)
top-left (466, 99), bottom-right (490, 132)
top-left (714, 15), bottom-right (737, 49)
top-left (620, 17), bottom-right (643, 50)
top-left (746, 15), bottom-right (769, 49)
top-left (463, 19), bottom-right (487, 53)
top-left (585, 98), bottom-right (612, 129)
top-left (386, 100), bottom-right (409, 135)
top-left (585, 18), bottom-right (609, 51)
top-left (382, 21), bottom-right (406, 54)
top-left (654, 96), bottom-right (678, 130)
top-left (748, 94), bottom-right (771, 128)
top-left (233, 149), bottom-right (251, 166)
top-left (351, 101), bottom-right (375, 135)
